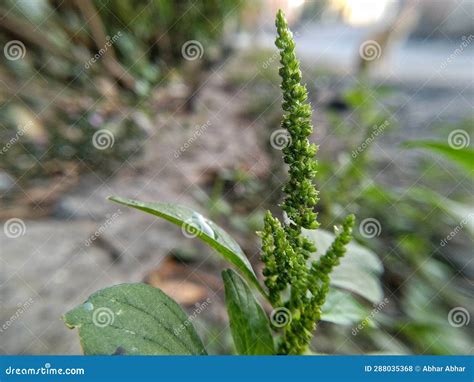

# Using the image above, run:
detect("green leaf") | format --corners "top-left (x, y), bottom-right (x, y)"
top-left (403, 140), bottom-right (474, 175)
top-left (63, 283), bottom-right (207, 355)
top-left (321, 289), bottom-right (373, 326)
top-left (303, 229), bottom-right (384, 303)
top-left (108, 196), bottom-right (266, 298)
top-left (222, 269), bottom-right (275, 355)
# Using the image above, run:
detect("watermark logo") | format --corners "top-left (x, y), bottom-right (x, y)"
top-left (359, 218), bottom-right (382, 239)
top-left (174, 298), bottom-right (212, 336)
top-left (5, 363), bottom-right (84, 376)
top-left (270, 307), bottom-right (292, 328)
top-left (440, 213), bottom-right (473, 246)
top-left (84, 209), bottom-right (122, 247)
top-left (181, 212), bottom-right (214, 239)
top-left (351, 120), bottom-right (390, 158)
top-left (448, 307), bottom-right (470, 327)
top-left (4, 40), bottom-right (26, 61)
top-left (359, 40), bottom-right (382, 61)
top-left (352, 298), bottom-right (390, 335)
top-left (92, 129), bottom-right (115, 150)
top-left (448, 129), bottom-right (470, 150)
top-left (84, 32), bottom-right (122, 69)
top-left (181, 40), bottom-right (204, 61)
top-left (0, 120), bottom-right (32, 155)
top-left (262, 51), bottom-right (279, 70)
top-left (270, 129), bottom-right (292, 150)
top-left (3, 218), bottom-right (26, 239)
top-left (92, 307), bottom-right (115, 328)
top-left (440, 35), bottom-right (474, 70)
top-left (174, 121), bottom-right (211, 159)
top-left (0, 297), bottom-right (34, 333)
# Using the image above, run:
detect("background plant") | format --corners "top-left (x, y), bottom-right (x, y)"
top-left (63, 10), bottom-right (381, 356)
top-left (0, 0), bottom-right (245, 204)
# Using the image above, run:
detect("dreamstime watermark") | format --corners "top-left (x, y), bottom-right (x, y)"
top-left (359, 218), bottom-right (382, 239)
top-left (181, 212), bottom-right (215, 239)
top-left (440, 35), bottom-right (474, 70)
top-left (270, 129), bottom-right (292, 150)
top-left (174, 121), bottom-right (211, 159)
top-left (440, 213), bottom-right (473, 247)
top-left (270, 307), bottom-right (292, 328)
top-left (174, 298), bottom-right (212, 336)
top-left (351, 120), bottom-right (390, 158)
top-left (447, 307), bottom-right (470, 327)
top-left (262, 50), bottom-right (279, 70)
top-left (92, 307), bottom-right (115, 328)
top-left (5, 364), bottom-right (84, 376)
top-left (0, 120), bottom-right (33, 155)
top-left (92, 129), bottom-right (115, 150)
top-left (84, 31), bottom-right (122, 69)
top-left (0, 297), bottom-right (34, 333)
top-left (181, 40), bottom-right (204, 61)
top-left (448, 129), bottom-right (470, 150)
top-left (352, 297), bottom-right (389, 336)
top-left (359, 40), bottom-right (382, 61)
top-left (3, 218), bottom-right (26, 239)
top-left (84, 209), bottom-right (122, 247)
top-left (3, 40), bottom-right (26, 61)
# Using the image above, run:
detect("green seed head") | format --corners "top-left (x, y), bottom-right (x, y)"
top-left (260, 10), bottom-right (356, 355)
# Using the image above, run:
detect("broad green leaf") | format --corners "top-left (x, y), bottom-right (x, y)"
top-left (303, 229), bottom-right (384, 303)
top-left (64, 283), bottom-right (207, 355)
top-left (321, 289), bottom-right (373, 326)
top-left (108, 196), bottom-right (266, 297)
top-left (403, 140), bottom-right (474, 175)
top-left (222, 269), bottom-right (275, 355)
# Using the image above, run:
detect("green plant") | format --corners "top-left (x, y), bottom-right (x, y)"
top-left (64, 10), bottom-right (368, 356)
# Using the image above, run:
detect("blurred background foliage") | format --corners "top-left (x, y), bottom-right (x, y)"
top-left (0, 0), bottom-right (472, 355)
top-left (0, 0), bottom-right (244, 197)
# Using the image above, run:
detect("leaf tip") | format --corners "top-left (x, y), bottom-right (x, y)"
top-left (62, 311), bottom-right (76, 329)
